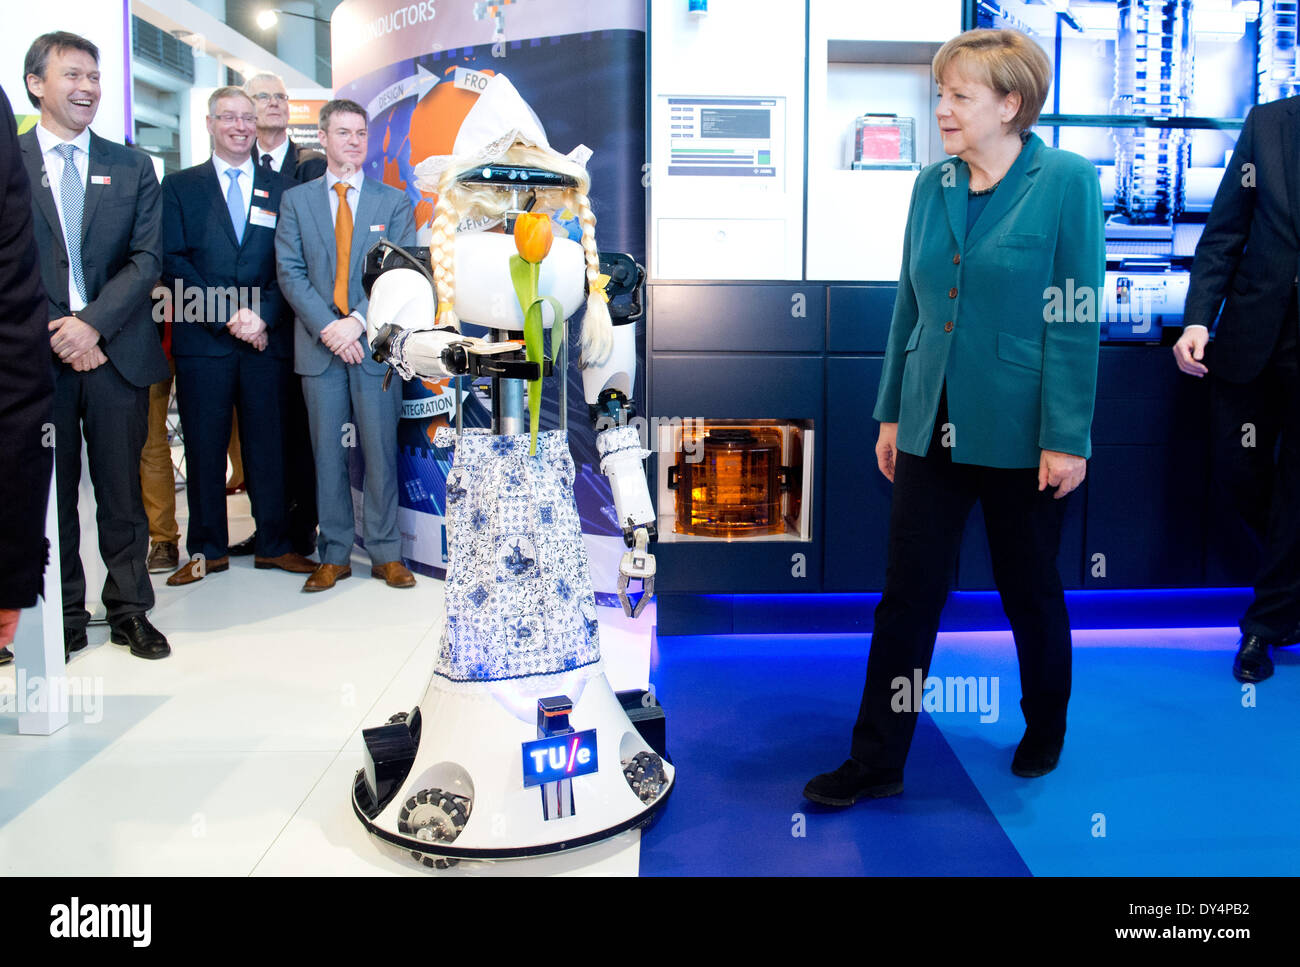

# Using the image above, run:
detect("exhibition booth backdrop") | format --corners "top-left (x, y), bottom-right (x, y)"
top-left (329, 0), bottom-right (646, 601)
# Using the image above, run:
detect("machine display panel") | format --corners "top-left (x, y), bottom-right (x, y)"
top-left (972, 0), bottom-right (1281, 337)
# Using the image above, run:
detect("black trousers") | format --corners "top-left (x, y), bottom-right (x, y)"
top-left (175, 351), bottom-right (291, 560)
top-left (851, 394), bottom-right (1073, 771)
top-left (52, 361), bottom-right (153, 631)
top-left (282, 372), bottom-right (317, 546)
top-left (1209, 297), bottom-right (1300, 642)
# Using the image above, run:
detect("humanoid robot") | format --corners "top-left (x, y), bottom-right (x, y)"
top-left (349, 76), bottom-right (672, 863)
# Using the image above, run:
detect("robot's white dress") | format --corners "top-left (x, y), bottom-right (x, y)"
top-left (434, 426), bottom-right (601, 683)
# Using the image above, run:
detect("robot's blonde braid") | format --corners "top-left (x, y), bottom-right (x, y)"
top-left (430, 168), bottom-right (460, 330)
top-left (574, 191), bottom-right (613, 367)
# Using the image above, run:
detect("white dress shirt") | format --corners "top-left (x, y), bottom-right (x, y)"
top-left (211, 153), bottom-right (255, 221)
top-left (35, 122), bottom-right (91, 311)
top-left (255, 136), bottom-right (290, 174)
top-left (324, 168), bottom-right (366, 324)
top-left (325, 168), bottom-right (364, 224)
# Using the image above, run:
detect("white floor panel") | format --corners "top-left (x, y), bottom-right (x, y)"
top-left (1, 493), bottom-right (654, 876)
top-left (252, 662), bottom-right (643, 876)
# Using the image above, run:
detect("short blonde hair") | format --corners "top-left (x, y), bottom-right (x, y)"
top-left (207, 86), bottom-right (252, 116)
top-left (932, 29), bottom-right (1051, 132)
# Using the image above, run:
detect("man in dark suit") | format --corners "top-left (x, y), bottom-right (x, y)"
top-left (1175, 95), bottom-right (1300, 683)
top-left (245, 72), bottom-right (327, 182)
top-left (276, 98), bottom-right (417, 593)
top-left (21, 31), bottom-right (170, 660)
top-left (0, 83), bottom-right (54, 665)
top-left (159, 87), bottom-right (318, 586)
top-left (228, 70), bottom-right (324, 559)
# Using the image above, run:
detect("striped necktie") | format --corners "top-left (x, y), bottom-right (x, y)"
top-left (54, 144), bottom-right (87, 304)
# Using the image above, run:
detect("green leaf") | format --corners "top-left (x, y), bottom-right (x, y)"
top-left (524, 298), bottom-right (544, 455)
top-left (508, 254), bottom-right (534, 315)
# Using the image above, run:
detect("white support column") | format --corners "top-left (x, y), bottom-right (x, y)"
top-left (14, 466), bottom-right (68, 736)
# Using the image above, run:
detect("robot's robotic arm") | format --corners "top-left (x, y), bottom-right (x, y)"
top-left (582, 253), bottom-right (655, 617)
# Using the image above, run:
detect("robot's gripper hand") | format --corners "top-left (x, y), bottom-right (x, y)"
top-left (617, 526), bottom-right (656, 619)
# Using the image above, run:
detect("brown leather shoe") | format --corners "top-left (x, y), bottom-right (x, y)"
top-left (254, 551), bottom-right (318, 574)
top-left (371, 561), bottom-right (416, 588)
top-left (303, 563), bottom-right (351, 592)
top-left (146, 541), bottom-right (179, 573)
top-left (165, 556), bottom-right (229, 586)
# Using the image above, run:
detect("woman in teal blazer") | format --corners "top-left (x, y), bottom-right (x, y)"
top-left (807, 29), bottom-right (1104, 806)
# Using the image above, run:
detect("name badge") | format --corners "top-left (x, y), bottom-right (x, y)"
top-left (250, 207), bottom-right (278, 229)
top-left (90, 175), bottom-right (111, 186)
top-left (252, 188), bottom-right (270, 199)
top-left (369, 223), bottom-right (386, 232)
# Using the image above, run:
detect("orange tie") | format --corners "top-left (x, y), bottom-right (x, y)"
top-left (333, 181), bottom-right (353, 314)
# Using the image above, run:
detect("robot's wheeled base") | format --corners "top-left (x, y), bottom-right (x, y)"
top-left (352, 665), bottom-right (674, 864)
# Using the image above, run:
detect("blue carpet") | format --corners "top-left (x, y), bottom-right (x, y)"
top-left (639, 627), bottom-right (1300, 876)
top-left (638, 634), bottom-right (1030, 876)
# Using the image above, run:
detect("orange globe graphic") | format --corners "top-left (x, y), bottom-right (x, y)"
top-left (410, 65), bottom-right (493, 159)
top-left (382, 65), bottom-right (498, 228)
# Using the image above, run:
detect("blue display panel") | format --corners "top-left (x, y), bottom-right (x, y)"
top-left (972, 1), bottom-right (1283, 339)
top-left (521, 730), bottom-right (599, 787)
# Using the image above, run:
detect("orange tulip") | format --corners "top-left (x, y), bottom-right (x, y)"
top-left (513, 212), bottom-right (554, 263)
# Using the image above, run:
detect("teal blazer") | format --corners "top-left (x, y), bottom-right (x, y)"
top-left (873, 133), bottom-right (1104, 468)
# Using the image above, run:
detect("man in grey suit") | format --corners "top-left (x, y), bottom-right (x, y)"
top-left (21, 31), bottom-right (170, 659)
top-left (275, 98), bottom-right (417, 592)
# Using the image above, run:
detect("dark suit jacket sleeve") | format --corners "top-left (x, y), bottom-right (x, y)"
top-left (0, 86), bottom-right (54, 609)
top-left (78, 154), bottom-right (162, 343)
top-left (351, 191), bottom-right (417, 322)
top-left (160, 173), bottom-right (218, 334)
top-left (1040, 157), bottom-right (1104, 458)
top-left (275, 187), bottom-right (338, 340)
top-left (873, 174), bottom-right (922, 424)
top-left (1184, 106), bottom-right (1258, 333)
top-left (297, 154), bottom-right (327, 182)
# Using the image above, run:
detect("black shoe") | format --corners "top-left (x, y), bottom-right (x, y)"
top-left (291, 530), bottom-right (318, 557)
top-left (64, 626), bottom-right (88, 660)
top-left (1233, 634), bottom-right (1274, 683)
top-left (0, 647), bottom-right (11, 666)
top-left (1011, 730), bottom-right (1063, 778)
top-left (109, 615), bottom-right (171, 660)
top-left (803, 759), bottom-right (903, 807)
top-left (229, 532), bottom-right (257, 557)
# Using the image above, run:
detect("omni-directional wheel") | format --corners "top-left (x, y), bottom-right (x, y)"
top-left (622, 751), bottom-right (667, 804)
top-left (398, 788), bottom-right (471, 870)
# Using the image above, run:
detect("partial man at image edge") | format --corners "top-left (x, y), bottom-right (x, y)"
top-left (274, 98), bottom-right (417, 593)
top-left (160, 86), bottom-right (317, 588)
top-left (20, 30), bottom-right (171, 660)
top-left (0, 83), bottom-right (55, 666)
top-left (1174, 95), bottom-right (1300, 683)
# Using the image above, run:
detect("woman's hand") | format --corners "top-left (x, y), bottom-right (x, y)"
top-left (876, 422), bottom-right (900, 482)
top-left (1038, 449), bottom-right (1086, 498)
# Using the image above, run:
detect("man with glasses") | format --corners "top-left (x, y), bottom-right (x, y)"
top-left (244, 73), bottom-right (326, 184)
top-left (234, 71), bottom-right (325, 562)
top-left (159, 87), bottom-right (316, 586)
top-left (275, 99), bottom-right (417, 593)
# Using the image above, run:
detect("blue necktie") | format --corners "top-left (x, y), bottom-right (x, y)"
top-left (55, 144), bottom-right (87, 304)
top-left (225, 168), bottom-right (246, 244)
